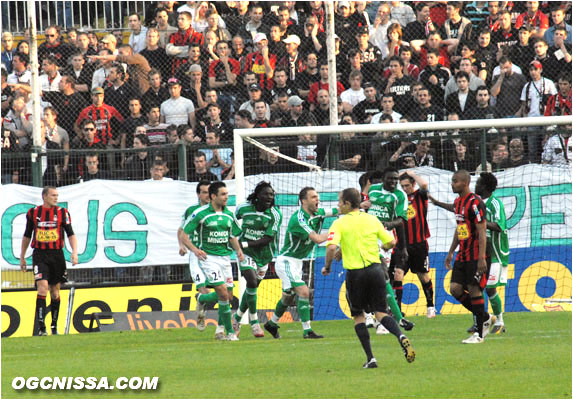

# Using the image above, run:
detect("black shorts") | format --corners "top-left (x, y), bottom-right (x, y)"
top-left (403, 242), bottom-right (429, 275)
top-left (345, 263), bottom-right (388, 316)
top-left (451, 259), bottom-right (490, 290)
top-left (32, 249), bottom-right (68, 285)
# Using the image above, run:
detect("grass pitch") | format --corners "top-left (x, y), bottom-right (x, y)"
top-left (2, 312), bottom-right (571, 399)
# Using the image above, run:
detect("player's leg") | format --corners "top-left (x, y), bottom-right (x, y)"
top-left (233, 257), bottom-right (259, 336)
top-left (199, 256), bottom-right (235, 339)
top-left (248, 265), bottom-right (268, 337)
top-left (191, 254), bottom-right (214, 332)
top-left (392, 266), bottom-right (406, 312)
top-left (265, 256), bottom-right (294, 338)
top-left (35, 279), bottom-right (49, 336)
top-left (48, 283), bottom-right (61, 335)
top-left (48, 252), bottom-right (67, 335)
top-left (486, 262), bottom-right (506, 333)
top-left (293, 284), bottom-right (322, 338)
top-left (411, 242), bottom-right (435, 318)
top-left (381, 260), bottom-right (413, 330)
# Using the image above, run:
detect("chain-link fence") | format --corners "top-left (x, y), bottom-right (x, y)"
top-left (2, 1), bottom-right (572, 286)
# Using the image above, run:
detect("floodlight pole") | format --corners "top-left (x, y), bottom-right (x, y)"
top-left (28, 0), bottom-right (44, 187)
top-left (325, 1), bottom-right (338, 128)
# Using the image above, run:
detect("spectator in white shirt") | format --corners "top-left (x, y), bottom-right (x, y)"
top-left (340, 70), bottom-right (366, 113)
top-left (128, 13), bottom-right (148, 54)
top-left (39, 55), bottom-right (62, 95)
top-left (390, 1), bottom-right (415, 28)
top-left (160, 77), bottom-right (196, 128)
top-left (542, 130), bottom-right (571, 166)
top-left (518, 60), bottom-right (557, 117)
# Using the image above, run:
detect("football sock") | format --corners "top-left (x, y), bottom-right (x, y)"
top-left (455, 291), bottom-right (473, 312)
top-left (218, 301), bottom-right (233, 334)
top-left (198, 291), bottom-right (218, 305)
top-left (422, 280), bottom-right (434, 307)
top-left (471, 296), bottom-right (486, 338)
top-left (488, 292), bottom-right (503, 317)
top-left (269, 299), bottom-right (288, 326)
top-left (380, 315), bottom-right (402, 338)
top-left (246, 287), bottom-right (258, 316)
top-left (354, 323), bottom-right (374, 361)
top-left (298, 297), bottom-right (311, 332)
top-left (50, 296), bottom-right (61, 328)
top-left (385, 282), bottom-right (403, 321)
top-left (36, 295), bottom-right (47, 328)
top-left (392, 280), bottom-right (403, 310)
top-left (238, 292), bottom-right (248, 315)
top-left (249, 313), bottom-right (258, 325)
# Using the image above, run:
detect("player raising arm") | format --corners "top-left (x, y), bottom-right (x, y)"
top-left (264, 187), bottom-right (337, 339)
top-left (180, 181), bottom-right (244, 341)
top-left (233, 181), bottom-right (282, 338)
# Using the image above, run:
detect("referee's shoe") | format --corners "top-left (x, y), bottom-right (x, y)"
top-left (399, 335), bottom-right (416, 363)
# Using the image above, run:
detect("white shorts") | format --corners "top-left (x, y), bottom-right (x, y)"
top-left (275, 255), bottom-right (306, 292)
top-left (239, 255), bottom-right (269, 281)
top-left (486, 262), bottom-right (508, 288)
top-left (199, 255), bottom-right (234, 288)
top-left (189, 252), bottom-right (207, 288)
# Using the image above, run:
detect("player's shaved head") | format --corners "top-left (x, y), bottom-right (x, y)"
top-left (453, 169), bottom-right (470, 183)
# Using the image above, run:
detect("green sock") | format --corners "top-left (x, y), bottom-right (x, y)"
top-left (269, 299), bottom-right (288, 326)
top-left (386, 282), bottom-right (403, 321)
top-left (198, 291), bottom-right (218, 305)
top-left (246, 287), bottom-right (258, 315)
top-left (239, 291), bottom-right (249, 314)
top-left (489, 292), bottom-right (503, 316)
top-left (298, 297), bottom-right (310, 323)
top-left (218, 301), bottom-right (233, 334)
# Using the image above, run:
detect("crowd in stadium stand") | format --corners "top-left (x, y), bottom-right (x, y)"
top-left (1, 1), bottom-right (572, 186)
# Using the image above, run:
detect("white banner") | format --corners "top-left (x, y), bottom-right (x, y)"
top-left (1, 165), bottom-right (570, 269)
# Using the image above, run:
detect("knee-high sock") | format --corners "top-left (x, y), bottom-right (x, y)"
top-left (392, 280), bottom-right (403, 310)
top-left (355, 323), bottom-right (374, 360)
top-left (298, 297), bottom-right (312, 332)
top-left (488, 291), bottom-right (503, 317)
top-left (270, 299), bottom-right (288, 325)
top-left (380, 315), bottom-right (403, 339)
top-left (50, 297), bottom-right (61, 328)
top-left (422, 280), bottom-right (434, 307)
top-left (36, 295), bottom-right (46, 328)
top-left (385, 282), bottom-right (403, 321)
top-left (454, 290), bottom-right (473, 312)
top-left (218, 301), bottom-right (233, 334)
top-left (471, 296), bottom-right (487, 338)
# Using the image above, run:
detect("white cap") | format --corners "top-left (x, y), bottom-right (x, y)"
top-left (254, 32), bottom-right (268, 43)
top-left (283, 35), bottom-right (301, 46)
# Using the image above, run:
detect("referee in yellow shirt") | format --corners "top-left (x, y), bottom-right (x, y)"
top-left (322, 188), bottom-right (415, 368)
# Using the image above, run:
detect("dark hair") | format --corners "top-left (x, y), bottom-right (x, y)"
top-left (209, 181), bottom-right (226, 198)
top-left (194, 151), bottom-right (207, 160)
top-left (499, 55), bottom-right (512, 65)
top-left (415, 2), bottom-right (429, 13)
top-left (340, 188), bottom-right (361, 209)
top-left (166, 124), bottom-right (178, 133)
top-left (81, 119), bottom-right (96, 129)
top-left (379, 113), bottom-right (393, 122)
top-left (382, 166), bottom-right (399, 178)
top-left (479, 172), bottom-right (498, 193)
top-left (196, 180), bottom-right (211, 194)
top-left (148, 68), bottom-right (161, 79)
top-left (455, 71), bottom-right (469, 81)
top-left (43, 54), bottom-right (59, 66)
top-left (134, 133), bottom-right (151, 146)
top-left (14, 51), bottom-right (29, 65)
top-left (247, 181), bottom-right (275, 206)
top-left (358, 172), bottom-right (371, 191)
top-left (235, 109), bottom-right (254, 123)
top-left (299, 186), bottom-right (315, 203)
top-left (426, 48), bottom-right (440, 57)
top-left (177, 124), bottom-right (191, 138)
top-left (369, 170), bottom-right (384, 184)
top-left (61, 74), bottom-right (76, 88)
top-left (387, 55), bottom-right (404, 68)
top-left (399, 173), bottom-right (415, 184)
top-left (459, 40), bottom-right (476, 52)
top-left (558, 72), bottom-right (571, 84)
top-left (476, 85), bottom-right (489, 94)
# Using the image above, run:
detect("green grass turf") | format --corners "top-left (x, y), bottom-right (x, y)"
top-left (2, 311), bottom-right (571, 399)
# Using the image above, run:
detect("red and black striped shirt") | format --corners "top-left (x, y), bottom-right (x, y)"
top-left (404, 189), bottom-right (430, 245)
top-left (24, 206), bottom-right (74, 250)
top-left (454, 192), bottom-right (486, 262)
top-left (168, 27), bottom-right (204, 75)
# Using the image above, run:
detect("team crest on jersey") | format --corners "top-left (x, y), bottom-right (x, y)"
top-left (244, 219), bottom-right (255, 226)
top-left (206, 220), bottom-right (218, 227)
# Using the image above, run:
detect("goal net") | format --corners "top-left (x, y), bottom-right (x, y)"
top-left (233, 116), bottom-right (572, 324)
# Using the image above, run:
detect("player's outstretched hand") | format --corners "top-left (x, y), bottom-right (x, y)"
top-left (321, 266), bottom-right (330, 276)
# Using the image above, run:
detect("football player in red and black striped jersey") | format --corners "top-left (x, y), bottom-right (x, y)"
top-left (399, 171), bottom-right (436, 319)
top-left (444, 170), bottom-right (494, 344)
top-left (20, 187), bottom-right (78, 336)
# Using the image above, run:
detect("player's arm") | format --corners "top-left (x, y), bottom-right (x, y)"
top-left (19, 236), bottom-right (31, 271)
top-left (476, 219), bottom-right (487, 274)
top-left (229, 237), bottom-right (245, 262)
top-left (486, 220), bottom-right (501, 232)
top-left (63, 218), bottom-right (78, 265)
top-left (444, 228), bottom-right (459, 270)
top-left (177, 227), bottom-right (188, 255)
top-left (309, 231), bottom-right (329, 243)
top-left (405, 169), bottom-right (428, 191)
top-left (428, 194), bottom-right (454, 212)
top-left (323, 244), bottom-right (337, 276)
top-left (242, 235), bottom-right (273, 249)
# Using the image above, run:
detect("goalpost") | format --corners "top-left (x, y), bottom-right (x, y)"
top-left (233, 115), bottom-right (572, 324)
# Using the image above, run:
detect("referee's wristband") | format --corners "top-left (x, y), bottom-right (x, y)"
top-left (241, 241), bottom-right (249, 249)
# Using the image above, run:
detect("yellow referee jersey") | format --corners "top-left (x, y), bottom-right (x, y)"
top-left (326, 211), bottom-right (394, 270)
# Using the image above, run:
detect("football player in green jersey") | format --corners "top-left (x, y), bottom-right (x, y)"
top-left (475, 172), bottom-right (509, 334)
top-left (181, 181), bottom-right (245, 341)
top-left (233, 181), bottom-right (283, 338)
top-left (264, 187), bottom-right (337, 339)
top-left (177, 180), bottom-right (216, 332)
top-left (365, 167), bottom-right (415, 331)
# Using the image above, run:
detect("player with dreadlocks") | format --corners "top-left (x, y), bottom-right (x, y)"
top-left (232, 181), bottom-right (283, 337)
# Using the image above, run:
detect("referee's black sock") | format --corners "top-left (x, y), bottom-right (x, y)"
top-left (381, 315), bottom-right (402, 338)
top-left (422, 280), bottom-right (434, 307)
top-left (354, 323), bottom-right (374, 361)
top-left (392, 281), bottom-right (403, 311)
top-left (36, 295), bottom-right (47, 328)
top-left (51, 297), bottom-right (61, 328)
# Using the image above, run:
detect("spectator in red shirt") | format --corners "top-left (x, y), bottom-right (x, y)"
top-left (74, 87), bottom-right (124, 147)
top-left (515, 1), bottom-right (549, 39)
top-left (208, 40), bottom-right (241, 106)
top-left (545, 73), bottom-right (572, 116)
top-left (166, 11), bottom-right (204, 75)
top-left (308, 62), bottom-right (345, 111)
top-left (243, 32), bottom-right (277, 91)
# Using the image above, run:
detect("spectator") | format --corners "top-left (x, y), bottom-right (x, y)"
top-left (208, 40), bottom-right (241, 106)
top-left (87, 32), bottom-right (99, 53)
top-left (338, 117), bottom-right (365, 171)
top-left (7, 52), bottom-right (31, 91)
top-left (370, 3), bottom-right (394, 57)
top-left (205, 9), bottom-right (231, 42)
top-left (237, 4), bottom-right (269, 46)
top-left (160, 77), bottom-right (196, 128)
top-left (226, 2), bottom-right (251, 37)
top-left (272, 4), bottom-right (299, 38)
top-left (546, 28), bottom-right (572, 82)
top-left (179, 64), bottom-right (207, 109)
top-left (490, 56), bottom-right (527, 117)
top-left (38, 56), bottom-right (62, 104)
top-left (91, 49), bottom-right (114, 90)
top-left (492, 10), bottom-right (519, 50)
top-left (140, 28), bottom-right (171, 82)
top-left (154, 7), bottom-right (178, 47)
top-left (311, 89), bottom-right (331, 127)
top-left (146, 159), bottom-right (173, 182)
top-left (515, 1), bottom-right (549, 39)
top-left (122, 98), bottom-right (149, 148)
top-left (192, 2), bottom-right (224, 34)
top-left (296, 133), bottom-right (317, 166)
top-left (413, 140), bottom-right (434, 167)
top-left (62, 52), bottom-right (93, 100)
top-left (466, 86), bottom-right (497, 120)
top-left (74, 32), bottom-right (97, 60)
top-left (355, 26), bottom-right (383, 84)
top-left (299, 14), bottom-right (325, 57)
top-left (415, 30), bottom-right (450, 70)
top-left (79, 154), bottom-right (111, 182)
top-left (439, 2), bottom-right (473, 55)
top-left (476, 140), bottom-right (511, 173)
top-left (418, 48), bottom-right (451, 108)
top-left (541, 129), bottom-right (572, 166)
top-left (408, 86), bottom-right (443, 122)
top-left (38, 25), bottom-right (73, 68)
top-left (1, 68), bottom-right (13, 114)
top-left (545, 73), bottom-right (572, 116)
top-left (518, 60), bottom-right (557, 117)
top-left (141, 69), bottom-right (170, 113)
top-left (244, 33), bottom-right (276, 90)
top-left (390, 1), bottom-right (416, 28)
top-left (352, 82), bottom-right (381, 124)
top-left (335, 1), bottom-right (366, 49)
top-left (104, 63), bottom-right (138, 119)
top-left (75, 87), bottom-right (124, 148)
top-left (125, 134), bottom-right (152, 180)
top-left (166, 11), bottom-right (204, 76)
top-left (444, 139), bottom-right (476, 172)
top-left (282, 95), bottom-right (317, 128)
top-left (37, 119), bottom-right (63, 186)
top-left (253, 100), bottom-right (271, 128)
top-left (477, 1), bottom-right (502, 34)
top-left (270, 68), bottom-right (297, 108)
top-left (202, 102), bottom-right (234, 142)
top-left (403, 3), bottom-right (434, 44)
top-left (308, 62), bottom-right (345, 111)
top-left (513, 26), bottom-right (536, 73)
top-left (188, 151), bottom-right (218, 182)
top-left (544, 6), bottom-right (572, 46)
top-left (383, 56), bottom-right (416, 116)
top-left (384, 23), bottom-right (407, 61)
top-left (239, 83), bottom-right (271, 120)
top-left (201, 129), bottom-right (232, 180)
top-left (340, 70), bottom-right (366, 113)
top-left (508, 138), bottom-right (530, 167)
top-left (270, 90), bottom-right (291, 126)
top-left (445, 71), bottom-right (476, 119)
top-left (1, 32), bottom-right (15, 74)
top-left (474, 29), bottom-right (497, 84)
top-left (371, 93), bottom-right (402, 123)
top-left (246, 145), bottom-right (291, 175)
top-left (277, 35), bottom-right (305, 84)
top-left (43, 107), bottom-right (70, 178)
top-left (231, 35), bottom-right (248, 65)
top-left (269, 24), bottom-right (288, 60)
top-left (128, 13), bottom-right (148, 54)
top-left (100, 34), bottom-right (119, 55)
top-left (195, 88), bottom-right (220, 127)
